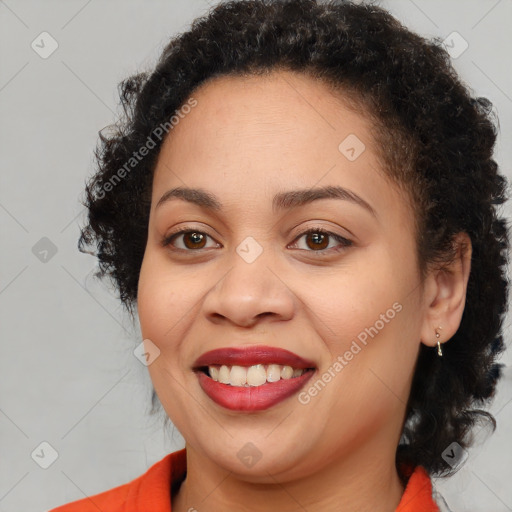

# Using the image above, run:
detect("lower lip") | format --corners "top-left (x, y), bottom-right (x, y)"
top-left (196, 370), bottom-right (315, 411)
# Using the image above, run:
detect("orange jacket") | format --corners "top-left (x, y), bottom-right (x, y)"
top-left (49, 449), bottom-right (442, 511)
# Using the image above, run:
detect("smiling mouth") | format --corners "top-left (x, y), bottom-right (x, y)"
top-left (195, 365), bottom-right (316, 412)
top-left (193, 345), bottom-right (317, 411)
top-left (198, 364), bottom-right (316, 387)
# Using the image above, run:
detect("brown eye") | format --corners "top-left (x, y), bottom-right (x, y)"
top-left (305, 231), bottom-right (329, 250)
top-left (162, 227), bottom-right (352, 255)
top-left (290, 228), bottom-right (353, 254)
top-left (162, 229), bottom-right (217, 251)
top-left (182, 232), bottom-right (207, 249)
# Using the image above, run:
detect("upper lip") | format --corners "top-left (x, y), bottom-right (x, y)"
top-left (193, 345), bottom-right (316, 369)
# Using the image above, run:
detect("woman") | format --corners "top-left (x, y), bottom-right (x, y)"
top-left (50, 0), bottom-right (509, 510)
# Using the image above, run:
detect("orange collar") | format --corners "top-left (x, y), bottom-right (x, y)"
top-left (49, 448), bottom-right (440, 511)
top-left (396, 463), bottom-right (441, 511)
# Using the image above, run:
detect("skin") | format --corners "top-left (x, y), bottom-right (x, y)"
top-left (137, 69), bottom-right (472, 512)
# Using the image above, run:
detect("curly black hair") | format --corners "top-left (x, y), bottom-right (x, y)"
top-left (78, 0), bottom-right (510, 478)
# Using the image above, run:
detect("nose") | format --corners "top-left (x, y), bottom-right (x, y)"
top-left (201, 249), bottom-right (296, 328)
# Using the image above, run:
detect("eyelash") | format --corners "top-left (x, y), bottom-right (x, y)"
top-left (161, 226), bottom-right (353, 255)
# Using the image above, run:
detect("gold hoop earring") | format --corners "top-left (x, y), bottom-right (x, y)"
top-left (435, 327), bottom-right (442, 357)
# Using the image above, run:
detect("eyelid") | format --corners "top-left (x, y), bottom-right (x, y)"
top-left (288, 227), bottom-right (352, 253)
top-left (161, 224), bottom-right (353, 255)
top-left (161, 226), bottom-right (220, 250)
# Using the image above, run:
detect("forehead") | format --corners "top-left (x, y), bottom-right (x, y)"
top-left (175, 70), bottom-right (371, 146)
top-left (151, 70), bottom-right (409, 222)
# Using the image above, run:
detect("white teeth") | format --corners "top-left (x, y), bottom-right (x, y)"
top-left (247, 364), bottom-right (267, 386)
top-left (209, 366), bottom-right (219, 381)
top-left (230, 365), bottom-right (247, 386)
top-left (218, 365), bottom-right (230, 384)
top-left (292, 367), bottom-right (303, 377)
top-left (266, 364), bottom-right (281, 382)
top-left (281, 365), bottom-right (294, 379)
top-left (207, 364), bottom-right (307, 386)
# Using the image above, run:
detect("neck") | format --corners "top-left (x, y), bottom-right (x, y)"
top-left (172, 437), bottom-right (405, 512)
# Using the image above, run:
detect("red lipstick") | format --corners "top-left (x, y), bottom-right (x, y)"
top-left (193, 345), bottom-right (316, 412)
top-left (194, 345), bottom-right (315, 368)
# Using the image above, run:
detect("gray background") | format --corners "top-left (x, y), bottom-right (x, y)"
top-left (0, 1), bottom-right (511, 511)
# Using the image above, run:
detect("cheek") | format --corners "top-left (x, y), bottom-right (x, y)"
top-left (310, 257), bottom-right (419, 390)
top-left (137, 258), bottom-right (192, 412)
top-left (137, 252), bottom-right (211, 373)
top-left (137, 253), bottom-right (185, 342)
top-left (311, 264), bottom-right (399, 343)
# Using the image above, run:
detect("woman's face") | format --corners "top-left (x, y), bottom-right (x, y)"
top-left (137, 70), bottom-right (429, 482)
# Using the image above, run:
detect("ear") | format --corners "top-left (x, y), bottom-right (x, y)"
top-left (419, 232), bottom-right (472, 350)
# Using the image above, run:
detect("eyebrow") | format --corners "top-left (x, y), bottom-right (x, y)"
top-left (156, 185), bottom-right (376, 217)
